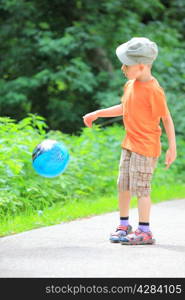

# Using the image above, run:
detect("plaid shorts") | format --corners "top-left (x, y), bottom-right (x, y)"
top-left (117, 148), bottom-right (158, 197)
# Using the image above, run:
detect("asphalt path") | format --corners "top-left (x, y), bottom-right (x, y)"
top-left (0, 199), bottom-right (185, 277)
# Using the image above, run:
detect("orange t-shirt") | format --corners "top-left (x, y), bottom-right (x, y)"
top-left (121, 77), bottom-right (170, 157)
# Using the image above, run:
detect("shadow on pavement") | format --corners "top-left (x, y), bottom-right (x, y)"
top-left (155, 244), bottom-right (185, 253)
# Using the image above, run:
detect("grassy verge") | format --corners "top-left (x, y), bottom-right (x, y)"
top-left (0, 184), bottom-right (185, 237)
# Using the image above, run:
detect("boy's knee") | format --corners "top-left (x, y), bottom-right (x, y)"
top-left (137, 192), bottom-right (151, 199)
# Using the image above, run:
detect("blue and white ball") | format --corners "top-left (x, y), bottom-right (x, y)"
top-left (32, 139), bottom-right (69, 178)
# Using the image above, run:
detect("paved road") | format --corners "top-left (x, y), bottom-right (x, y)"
top-left (0, 199), bottom-right (185, 278)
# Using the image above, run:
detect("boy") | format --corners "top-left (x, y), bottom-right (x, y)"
top-left (83, 37), bottom-right (177, 245)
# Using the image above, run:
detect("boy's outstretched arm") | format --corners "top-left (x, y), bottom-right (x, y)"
top-left (83, 104), bottom-right (123, 128)
top-left (162, 114), bottom-right (177, 169)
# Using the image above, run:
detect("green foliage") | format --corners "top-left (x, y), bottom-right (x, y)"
top-left (163, 0), bottom-right (185, 37)
top-left (0, 115), bottom-right (184, 219)
top-left (0, 0), bottom-right (185, 136)
top-left (0, 2), bottom-right (184, 236)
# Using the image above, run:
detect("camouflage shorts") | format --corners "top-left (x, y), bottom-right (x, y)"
top-left (117, 148), bottom-right (158, 197)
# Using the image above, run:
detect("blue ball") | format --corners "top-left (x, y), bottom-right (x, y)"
top-left (32, 139), bottom-right (70, 178)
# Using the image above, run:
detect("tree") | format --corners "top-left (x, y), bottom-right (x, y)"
top-left (0, 0), bottom-right (184, 136)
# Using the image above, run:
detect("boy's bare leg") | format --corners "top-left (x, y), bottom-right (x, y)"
top-left (109, 189), bottom-right (132, 242)
top-left (137, 194), bottom-right (151, 222)
top-left (118, 190), bottom-right (131, 217)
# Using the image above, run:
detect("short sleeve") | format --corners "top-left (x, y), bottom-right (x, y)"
top-left (150, 87), bottom-right (170, 119)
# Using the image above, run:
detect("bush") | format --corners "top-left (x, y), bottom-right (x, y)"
top-left (0, 115), bottom-right (183, 218)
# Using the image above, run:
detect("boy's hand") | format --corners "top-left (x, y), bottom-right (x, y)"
top-left (165, 147), bottom-right (177, 169)
top-left (83, 112), bottom-right (98, 128)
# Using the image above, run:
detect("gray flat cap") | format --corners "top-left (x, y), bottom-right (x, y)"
top-left (116, 37), bottom-right (158, 65)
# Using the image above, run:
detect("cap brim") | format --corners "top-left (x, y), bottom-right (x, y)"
top-left (116, 43), bottom-right (135, 65)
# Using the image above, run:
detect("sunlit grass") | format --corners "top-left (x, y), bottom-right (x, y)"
top-left (0, 184), bottom-right (184, 237)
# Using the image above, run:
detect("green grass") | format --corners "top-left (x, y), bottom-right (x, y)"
top-left (0, 183), bottom-right (185, 237)
top-left (0, 117), bottom-right (184, 238)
